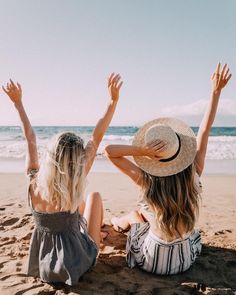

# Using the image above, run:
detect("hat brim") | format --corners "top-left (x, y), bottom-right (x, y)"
top-left (133, 117), bottom-right (197, 177)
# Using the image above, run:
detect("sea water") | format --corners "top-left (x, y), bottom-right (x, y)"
top-left (0, 126), bottom-right (235, 174)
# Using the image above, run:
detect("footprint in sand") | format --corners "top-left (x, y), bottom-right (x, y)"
top-left (0, 260), bottom-right (9, 270)
top-left (1, 217), bottom-right (19, 226)
top-left (1, 237), bottom-right (10, 241)
top-left (4, 203), bottom-right (15, 207)
top-left (214, 229), bottom-right (232, 235)
top-left (0, 203), bottom-right (16, 212)
top-left (20, 232), bottom-right (32, 241)
top-left (0, 273), bottom-right (26, 281)
top-left (16, 262), bottom-right (22, 266)
top-left (24, 213), bottom-right (32, 217)
top-left (12, 216), bottom-right (31, 229)
top-left (0, 236), bottom-right (17, 247)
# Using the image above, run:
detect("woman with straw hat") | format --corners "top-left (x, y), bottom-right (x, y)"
top-left (105, 63), bottom-right (231, 275)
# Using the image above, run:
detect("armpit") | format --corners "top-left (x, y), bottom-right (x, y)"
top-left (27, 169), bottom-right (39, 181)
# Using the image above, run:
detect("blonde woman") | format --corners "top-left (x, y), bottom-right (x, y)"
top-left (105, 64), bottom-right (231, 274)
top-left (2, 73), bottom-right (123, 285)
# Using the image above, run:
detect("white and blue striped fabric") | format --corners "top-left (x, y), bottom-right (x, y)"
top-left (126, 222), bottom-right (201, 275)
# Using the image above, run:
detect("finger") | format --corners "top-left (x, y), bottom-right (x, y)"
top-left (108, 73), bottom-right (115, 86)
top-left (156, 144), bottom-right (167, 152)
top-left (150, 140), bottom-right (165, 148)
top-left (224, 71), bottom-right (231, 80)
top-left (154, 155), bottom-right (162, 159)
top-left (111, 74), bottom-right (120, 84)
top-left (211, 72), bottom-right (215, 80)
top-left (17, 82), bottom-right (22, 92)
top-left (226, 73), bottom-right (232, 83)
top-left (223, 68), bottom-right (229, 80)
top-left (220, 64), bottom-right (227, 79)
top-left (117, 81), bottom-right (123, 90)
top-left (215, 62), bottom-right (220, 75)
top-left (2, 86), bottom-right (8, 94)
top-left (10, 79), bottom-right (17, 89)
top-left (154, 143), bottom-right (167, 151)
top-left (149, 139), bottom-right (162, 148)
top-left (112, 74), bottom-right (120, 85)
top-left (113, 76), bottom-right (121, 87)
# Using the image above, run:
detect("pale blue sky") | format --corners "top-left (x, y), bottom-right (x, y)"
top-left (0, 0), bottom-right (235, 126)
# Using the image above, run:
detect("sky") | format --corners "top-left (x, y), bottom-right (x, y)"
top-left (0, 0), bottom-right (235, 126)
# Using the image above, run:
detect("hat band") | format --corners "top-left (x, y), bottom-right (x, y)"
top-left (159, 133), bottom-right (181, 163)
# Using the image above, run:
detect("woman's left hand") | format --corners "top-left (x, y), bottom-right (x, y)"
top-left (211, 63), bottom-right (232, 93)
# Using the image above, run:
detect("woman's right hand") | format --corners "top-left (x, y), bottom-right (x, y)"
top-left (108, 73), bottom-right (123, 102)
top-left (2, 79), bottom-right (22, 105)
top-left (142, 140), bottom-right (167, 158)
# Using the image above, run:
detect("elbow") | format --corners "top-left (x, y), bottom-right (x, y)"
top-left (194, 159), bottom-right (204, 177)
top-left (104, 145), bottom-right (113, 158)
top-left (104, 144), bottom-right (121, 159)
top-left (197, 165), bottom-right (204, 177)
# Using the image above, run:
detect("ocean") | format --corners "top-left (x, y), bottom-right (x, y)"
top-left (0, 126), bottom-right (236, 174)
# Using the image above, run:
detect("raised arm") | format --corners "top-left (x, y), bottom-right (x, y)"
top-left (2, 80), bottom-right (39, 174)
top-left (195, 63), bottom-right (232, 176)
top-left (105, 140), bottom-right (166, 186)
top-left (84, 73), bottom-right (123, 175)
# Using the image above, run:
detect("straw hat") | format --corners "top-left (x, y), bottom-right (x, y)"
top-left (133, 117), bottom-right (197, 177)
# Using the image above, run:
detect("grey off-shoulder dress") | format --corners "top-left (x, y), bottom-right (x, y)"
top-left (27, 190), bottom-right (98, 285)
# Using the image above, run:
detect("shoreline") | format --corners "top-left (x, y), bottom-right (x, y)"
top-left (0, 158), bottom-right (236, 175)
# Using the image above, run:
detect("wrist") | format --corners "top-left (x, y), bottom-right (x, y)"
top-left (14, 101), bottom-right (23, 110)
top-left (137, 146), bottom-right (146, 156)
top-left (212, 89), bottom-right (221, 96)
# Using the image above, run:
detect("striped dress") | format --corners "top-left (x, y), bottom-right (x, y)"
top-left (126, 223), bottom-right (201, 275)
top-left (126, 173), bottom-right (202, 275)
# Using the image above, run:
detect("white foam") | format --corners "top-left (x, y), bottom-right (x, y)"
top-left (0, 135), bottom-right (235, 160)
top-left (206, 136), bottom-right (236, 160)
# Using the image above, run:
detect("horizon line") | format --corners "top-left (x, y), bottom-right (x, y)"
top-left (0, 125), bottom-right (236, 128)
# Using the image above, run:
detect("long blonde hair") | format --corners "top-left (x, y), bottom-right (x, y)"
top-left (36, 132), bottom-right (86, 213)
top-left (141, 164), bottom-right (200, 239)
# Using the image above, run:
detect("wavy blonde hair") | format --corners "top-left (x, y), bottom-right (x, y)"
top-left (141, 164), bottom-right (200, 239)
top-left (36, 132), bottom-right (86, 213)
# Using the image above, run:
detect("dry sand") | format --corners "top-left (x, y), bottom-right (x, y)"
top-left (0, 172), bottom-right (235, 295)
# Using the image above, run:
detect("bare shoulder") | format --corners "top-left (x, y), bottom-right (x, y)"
top-left (29, 185), bottom-right (59, 213)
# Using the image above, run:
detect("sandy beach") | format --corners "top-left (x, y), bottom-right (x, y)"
top-left (0, 172), bottom-right (236, 294)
